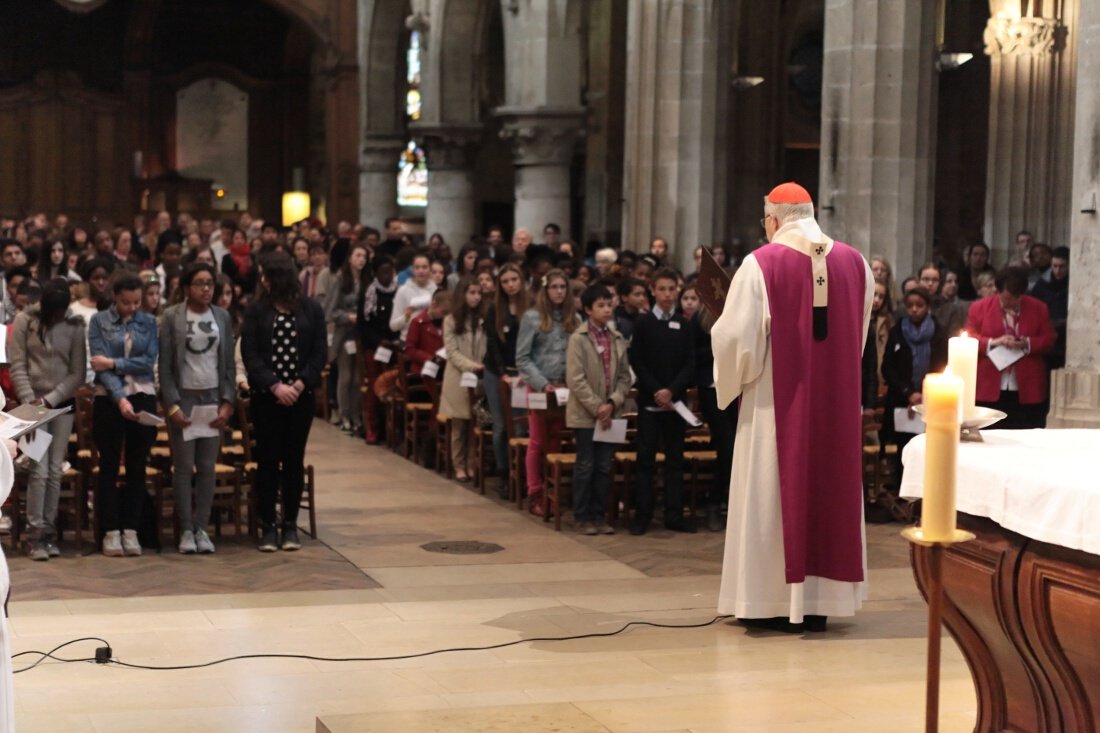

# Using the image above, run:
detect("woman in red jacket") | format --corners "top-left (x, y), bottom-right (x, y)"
top-left (964, 267), bottom-right (1055, 429)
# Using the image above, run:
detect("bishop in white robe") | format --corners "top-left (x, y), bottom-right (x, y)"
top-left (712, 182), bottom-right (874, 628)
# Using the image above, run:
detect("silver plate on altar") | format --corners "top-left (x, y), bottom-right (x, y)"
top-left (914, 404), bottom-right (1007, 430)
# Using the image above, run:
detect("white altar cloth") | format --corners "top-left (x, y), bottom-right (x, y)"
top-left (900, 429), bottom-right (1100, 554)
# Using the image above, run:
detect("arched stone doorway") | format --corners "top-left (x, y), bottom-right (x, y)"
top-left (0, 0), bottom-right (358, 225)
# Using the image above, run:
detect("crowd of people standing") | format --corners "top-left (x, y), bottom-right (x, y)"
top-left (0, 209), bottom-right (1072, 549)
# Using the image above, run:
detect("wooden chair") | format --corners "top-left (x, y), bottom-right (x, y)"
top-left (501, 378), bottom-right (530, 507)
top-left (532, 401), bottom-right (577, 530)
top-left (398, 353), bottom-right (433, 461)
top-left (684, 449), bottom-right (718, 518)
top-left (420, 375), bottom-right (450, 476)
top-left (242, 462), bottom-right (317, 540)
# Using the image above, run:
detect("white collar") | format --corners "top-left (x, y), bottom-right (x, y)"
top-left (771, 216), bottom-right (834, 307)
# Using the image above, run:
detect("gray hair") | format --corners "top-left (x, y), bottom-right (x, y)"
top-left (763, 197), bottom-right (815, 225)
top-left (595, 247), bottom-right (617, 263)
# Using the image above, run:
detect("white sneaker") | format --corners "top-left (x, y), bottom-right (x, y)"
top-left (122, 529), bottom-right (142, 556)
top-left (194, 529), bottom-right (215, 554)
top-left (102, 530), bottom-right (123, 557)
top-left (178, 529), bottom-right (197, 554)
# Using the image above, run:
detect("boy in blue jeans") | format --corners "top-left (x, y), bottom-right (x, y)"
top-left (566, 284), bottom-right (634, 535)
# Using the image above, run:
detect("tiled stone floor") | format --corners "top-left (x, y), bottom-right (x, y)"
top-left (8, 421), bottom-right (975, 732)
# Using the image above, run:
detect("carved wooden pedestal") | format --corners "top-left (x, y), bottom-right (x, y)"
top-left (910, 513), bottom-right (1100, 732)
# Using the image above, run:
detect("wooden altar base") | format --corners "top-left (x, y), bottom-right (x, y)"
top-left (910, 513), bottom-right (1100, 732)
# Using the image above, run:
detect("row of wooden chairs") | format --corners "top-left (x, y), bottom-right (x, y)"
top-left (4, 388), bottom-right (317, 552)
top-left (354, 344), bottom-right (720, 531)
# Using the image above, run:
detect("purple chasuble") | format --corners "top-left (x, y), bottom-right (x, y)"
top-left (754, 241), bottom-right (866, 584)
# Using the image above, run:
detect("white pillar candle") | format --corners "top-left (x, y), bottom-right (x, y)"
top-left (921, 372), bottom-right (963, 542)
top-left (948, 332), bottom-right (978, 419)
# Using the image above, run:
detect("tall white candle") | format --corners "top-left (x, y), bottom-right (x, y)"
top-left (948, 332), bottom-right (978, 419)
top-left (921, 372), bottom-right (963, 542)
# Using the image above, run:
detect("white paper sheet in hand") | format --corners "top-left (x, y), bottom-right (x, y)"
top-left (988, 345), bottom-right (1025, 371)
top-left (136, 411), bottom-right (165, 427)
top-left (18, 429), bottom-right (52, 463)
top-left (410, 294), bottom-right (432, 310)
top-left (672, 400), bottom-right (703, 427)
top-left (554, 387), bottom-right (570, 406)
top-left (344, 340), bottom-right (357, 355)
top-left (0, 413), bottom-right (38, 441)
top-left (527, 392), bottom-right (548, 410)
top-left (435, 347), bottom-right (447, 361)
top-left (510, 385), bottom-right (528, 409)
top-left (182, 404), bottom-right (221, 442)
top-left (373, 346), bottom-right (393, 363)
top-left (421, 361), bottom-right (440, 379)
top-left (460, 372), bottom-right (478, 388)
top-left (594, 418), bottom-right (627, 444)
top-left (893, 407), bottom-right (926, 435)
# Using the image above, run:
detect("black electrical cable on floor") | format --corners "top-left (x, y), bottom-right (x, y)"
top-left (12, 616), bottom-right (733, 674)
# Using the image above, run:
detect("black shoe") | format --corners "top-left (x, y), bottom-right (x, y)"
top-left (629, 518), bottom-right (649, 536)
top-left (665, 518), bottom-right (697, 533)
top-left (258, 527), bottom-right (279, 553)
top-left (738, 617), bottom-right (805, 634)
top-left (281, 527), bottom-right (302, 551)
top-left (804, 615), bottom-right (828, 632)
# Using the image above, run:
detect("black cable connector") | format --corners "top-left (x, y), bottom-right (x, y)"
top-left (95, 647), bottom-right (112, 664)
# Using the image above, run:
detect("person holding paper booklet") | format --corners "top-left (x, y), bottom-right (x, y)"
top-left (439, 277), bottom-right (486, 482)
top-left (389, 253), bottom-right (437, 340)
top-left (965, 266), bottom-right (1055, 429)
top-left (88, 272), bottom-right (159, 557)
top-left (516, 269), bottom-right (579, 516)
top-left (358, 255), bottom-right (399, 443)
top-left (881, 286), bottom-right (948, 488)
top-left (483, 263), bottom-right (529, 497)
top-left (242, 251), bottom-right (327, 552)
top-left (8, 279), bottom-right (86, 560)
top-left (565, 284), bottom-right (632, 535)
top-left (627, 267), bottom-right (696, 535)
top-left (159, 263), bottom-right (236, 555)
top-left (405, 290), bottom-right (450, 376)
top-left (324, 242), bottom-right (369, 435)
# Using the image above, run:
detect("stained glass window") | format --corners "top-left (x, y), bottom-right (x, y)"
top-left (398, 31), bottom-right (428, 207)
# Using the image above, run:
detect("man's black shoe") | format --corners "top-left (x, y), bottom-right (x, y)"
top-left (804, 615), bottom-right (828, 632)
top-left (665, 518), bottom-right (697, 533)
top-left (738, 617), bottom-right (804, 634)
top-left (629, 517), bottom-right (649, 535)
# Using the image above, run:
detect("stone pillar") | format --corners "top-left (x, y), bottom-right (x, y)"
top-left (1048, 0), bottom-right (1100, 429)
top-left (497, 107), bottom-right (585, 236)
top-left (819, 0), bottom-right (939, 280)
top-left (359, 133), bottom-right (404, 227)
top-left (621, 0), bottom-right (720, 272)
top-left (983, 4), bottom-right (1077, 263)
top-left (415, 124), bottom-right (481, 251)
top-left (323, 63), bottom-right (362, 225)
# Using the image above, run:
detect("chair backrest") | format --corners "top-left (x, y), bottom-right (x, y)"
top-left (236, 396), bottom-right (255, 463)
top-left (499, 378), bottom-right (529, 439)
top-left (72, 386), bottom-right (97, 463)
top-left (396, 350), bottom-right (430, 402)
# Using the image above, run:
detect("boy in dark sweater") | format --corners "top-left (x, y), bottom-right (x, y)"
top-left (627, 268), bottom-right (696, 534)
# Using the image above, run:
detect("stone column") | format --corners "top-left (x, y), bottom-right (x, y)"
top-left (415, 124), bottom-right (482, 251)
top-left (1048, 0), bottom-right (1100, 429)
top-left (359, 132), bottom-right (404, 227)
top-left (818, 0), bottom-right (939, 280)
top-left (496, 107), bottom-right (585, 236)
top-left (983, 5), bottom-right (1076, 262)
top-left (621, 0), bottom-right (720, 272)
top-left (322, 63), bottom-right (362, 225)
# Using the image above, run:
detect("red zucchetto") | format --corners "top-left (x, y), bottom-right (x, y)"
top-left (766, 182), bottom-right (813, 205)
